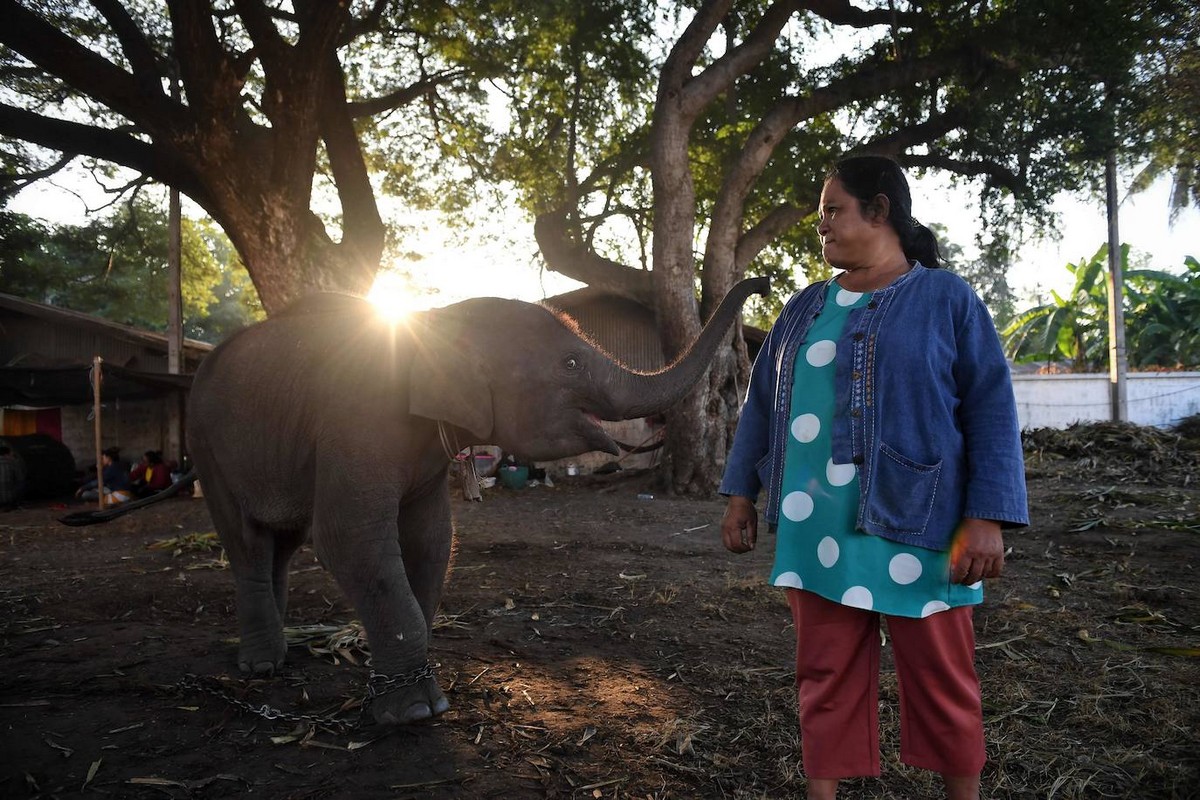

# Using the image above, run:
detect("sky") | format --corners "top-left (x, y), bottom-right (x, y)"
top-left (374, 173), bottom-right (1199, 313)
top-left (911, 171), bottom-right (1199, 301)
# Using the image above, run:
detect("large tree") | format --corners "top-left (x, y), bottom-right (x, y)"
top-left (482, 0), bottom-right (1193, 492)
top-left (2, 0), bottom-right (1192, 494)
top-left (0, 0), bottom-right (486, 313)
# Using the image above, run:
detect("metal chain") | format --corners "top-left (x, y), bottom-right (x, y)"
top-left (366, 662), bottom-right (437, 700)
top-left (178, 662), bottom-right (438, 733)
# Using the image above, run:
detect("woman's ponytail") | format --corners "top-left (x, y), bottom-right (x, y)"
top-left (900, 218), bottom-right (942, 269)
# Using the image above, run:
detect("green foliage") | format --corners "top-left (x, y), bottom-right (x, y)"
top-left (1123, 256), bottom-right (1200, 368)
top-left (1127, 6), bottom-right (1200, 221)
top-left (0, 200), bottom-right (262, 343)
top-left (1003, 247), bottom-right (1200, 370)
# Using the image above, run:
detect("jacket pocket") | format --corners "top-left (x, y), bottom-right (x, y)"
top-left (865, 442), bottom-right (941, 536)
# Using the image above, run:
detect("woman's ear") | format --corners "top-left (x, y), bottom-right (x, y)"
top-left (407, 329), bottom-right (494, 440)
top-left (867, 193), bottom-right (891, 224)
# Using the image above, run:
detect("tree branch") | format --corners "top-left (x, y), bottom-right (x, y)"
top-left (230, 0), bottom-right (290, 73)
top-left (801, 0), bottom-right (920, 28)
top-left (678, 0), bottom-right (802, 119)
top-left (735, 203), bottom-right (809, 272)
top-left (0, 103), bottom-right (207, 203)
top-left (659, 0), bottom-right (736, 95)
top-left (348, 71), bottom-right (469, 118)
top-left (901, 153), bottom-right (1024, 195)
top-left (533, 209), bottom-right (653, 306)
top-left (704, 49), bottom-right (977, 298)
top-left (0, 0), bottom-right (177, 127)
top-left (847, 106), bottom-right (971, 156)
top-left (0, 151), bottom-right (75, 202)
top-left (89, 0), bottom-right (166, 89)
top-left (318, 46), bottom-right (384, 277)
top-left (165, 0), bottom-right (249, 124)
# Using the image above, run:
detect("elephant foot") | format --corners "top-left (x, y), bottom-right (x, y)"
top-left (237, 632), bottom-right (287, 676)
top-left (367, 672), bottom-right (450, 726)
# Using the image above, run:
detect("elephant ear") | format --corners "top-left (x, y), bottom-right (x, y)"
top-left (407, 322), bottom-right (494, 441)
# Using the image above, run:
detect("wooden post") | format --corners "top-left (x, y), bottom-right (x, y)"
top-left (167, 58), bottom-right (185, 465)
top-left (91, 355), bottom-right (104, 509)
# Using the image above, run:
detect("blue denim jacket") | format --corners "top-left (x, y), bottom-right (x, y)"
top-left (719, 265), bottom-right (1029, 551)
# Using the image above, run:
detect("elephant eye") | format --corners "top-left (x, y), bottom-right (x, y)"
top-left (564, 356), bottom-right (583, 371)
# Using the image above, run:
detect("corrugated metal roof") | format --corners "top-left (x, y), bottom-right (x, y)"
top-left (0, 292), bottom-right (213, 382)
top-left (0, 293), bottom-right (213, 359)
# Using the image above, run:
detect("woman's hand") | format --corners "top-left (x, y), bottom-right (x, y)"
top-left (950, 517), bottom-right (1005, 584)
top-left (721, 496), bottom-right (758, 553)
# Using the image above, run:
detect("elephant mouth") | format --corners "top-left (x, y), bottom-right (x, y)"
top-left (581, 411), bottom-right (620, 456)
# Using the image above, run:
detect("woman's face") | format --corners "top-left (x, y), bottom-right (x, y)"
top-left (817, 177), bottom-right (886, 269)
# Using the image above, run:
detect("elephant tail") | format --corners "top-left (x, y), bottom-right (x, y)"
top-left (58, 469), bottom-right (199, 527)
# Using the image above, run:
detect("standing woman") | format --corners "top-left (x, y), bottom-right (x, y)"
top-left (719, 155), bottom-right (1027, 800)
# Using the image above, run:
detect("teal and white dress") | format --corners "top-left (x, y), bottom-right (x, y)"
top-left (769, 282), bottom-right (983, 618)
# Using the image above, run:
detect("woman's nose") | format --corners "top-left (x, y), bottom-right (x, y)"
top-left (817, 218), bottom-right (829, 236)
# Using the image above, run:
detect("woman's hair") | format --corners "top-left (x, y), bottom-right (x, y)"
top-left (826, 155), bottom-right (942, 268)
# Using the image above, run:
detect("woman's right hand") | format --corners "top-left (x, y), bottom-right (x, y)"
top-left (721, 495), bottom-right (758, 553)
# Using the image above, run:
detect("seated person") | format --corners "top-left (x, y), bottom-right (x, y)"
top-left (130, 450), bottom-right (173, 497)
top-left (0, 445), bottom-right (25, 510)
top-left (76, 447), bottom-right (133, 507)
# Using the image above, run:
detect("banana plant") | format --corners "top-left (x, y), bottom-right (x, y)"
top-left (1003, 245), bottom-right (1116, 371)
top-left (1123, 255), bottom-right (1200, 368)
top-left (1005, 249), bottom-right (1200, 370)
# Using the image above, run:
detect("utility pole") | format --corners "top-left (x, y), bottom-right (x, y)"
top-left (1105, 148), bottom-right (1129, 422)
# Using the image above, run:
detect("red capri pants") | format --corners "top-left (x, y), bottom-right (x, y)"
top-left (787, 589), bottom-right (986, 779)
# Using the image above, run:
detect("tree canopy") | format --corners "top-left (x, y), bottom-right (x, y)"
top-left (2, 0), bottom-right (1195, 492)
top-left (0, 0), bottom-right (493, 312)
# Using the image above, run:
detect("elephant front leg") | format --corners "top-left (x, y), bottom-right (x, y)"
top-left (399, 475), bottom-right (455, 633)
top-left (312, 511), bottom-right (448, 725)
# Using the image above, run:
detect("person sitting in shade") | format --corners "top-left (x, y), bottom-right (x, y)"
top-left (130, 450), bottom-right (173, 498)
top-left (77, 447), bottom-right (133, 507)
top-left (0, 445), bottom-right (25, 511)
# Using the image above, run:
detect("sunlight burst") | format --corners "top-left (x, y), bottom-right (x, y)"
top-left (367, 272), bottom-right (421, 321)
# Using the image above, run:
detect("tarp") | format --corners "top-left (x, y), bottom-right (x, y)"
top-left (0, 364), bottom-right (194, 407)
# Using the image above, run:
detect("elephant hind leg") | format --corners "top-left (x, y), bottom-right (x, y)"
top-left (198, 460), bottom-right (293, 675)
top-left (271, 529), bottom-right (307, 621)
top-left (230, 522), bottom-right (303, 676)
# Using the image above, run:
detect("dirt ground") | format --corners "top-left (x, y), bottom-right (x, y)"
top-left (2, 423), bottom-right (1199, 799)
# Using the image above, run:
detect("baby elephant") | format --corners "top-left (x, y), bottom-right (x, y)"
top-left (185, 277), bottom-right (768, 725)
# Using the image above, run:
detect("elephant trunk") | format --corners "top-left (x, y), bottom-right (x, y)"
top-left (601, 276), bottom-right (769, 420)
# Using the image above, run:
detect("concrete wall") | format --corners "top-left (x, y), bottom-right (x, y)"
top-left (60, 398), bottom-right (180, 473)
top-left (1012, 372), bottom-right (1200, 430)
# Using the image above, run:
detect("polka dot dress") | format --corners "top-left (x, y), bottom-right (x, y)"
top-left (769, 282), bottom-right (983, 618)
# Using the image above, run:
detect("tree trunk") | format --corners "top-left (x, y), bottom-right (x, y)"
top-left (649, 0), bottom-right (787, 496)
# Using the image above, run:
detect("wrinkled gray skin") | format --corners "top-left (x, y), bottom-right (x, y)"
top-left (186, 277), bottom-right (767, 725)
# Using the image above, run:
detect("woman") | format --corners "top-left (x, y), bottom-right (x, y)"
top-left (130, 450), bottom-right (173, 497)
top-left (719, 155), bottom-right (1027, 800)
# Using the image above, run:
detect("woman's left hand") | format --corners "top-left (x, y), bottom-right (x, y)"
top-left (950, 518), bottom-right (1005, 585)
